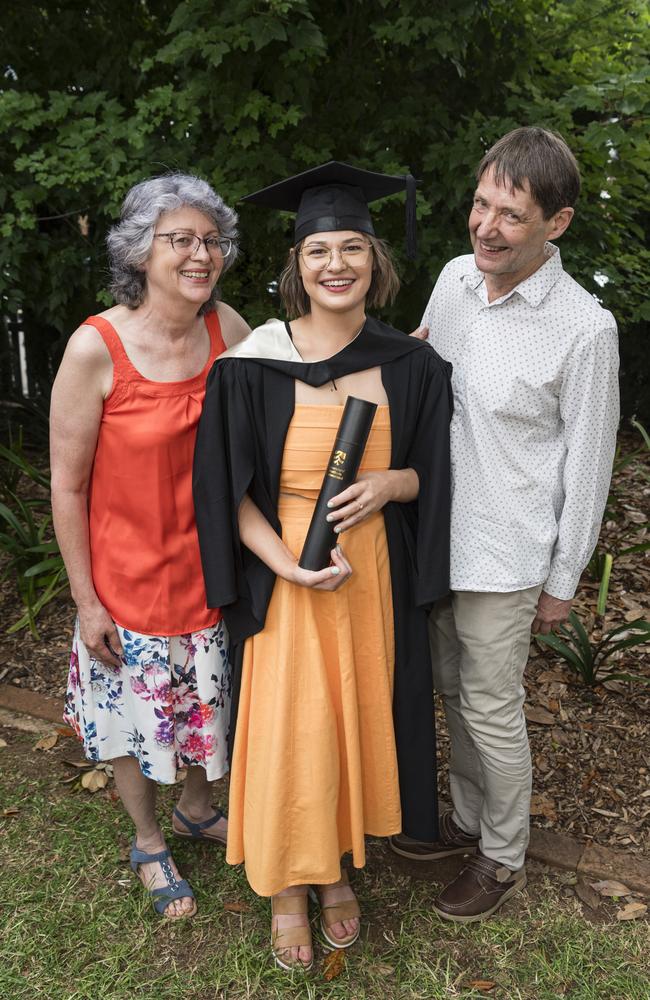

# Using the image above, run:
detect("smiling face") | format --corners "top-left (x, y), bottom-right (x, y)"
top-left (297, 230), bottom-right (373, 315)
top-left (144, 206), bottom-right (224, 308)
top-left (469, 166), bottom-right (573, 296)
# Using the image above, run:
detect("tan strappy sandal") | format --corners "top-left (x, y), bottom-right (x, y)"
top-left (270, 889), bottom-right (314, 971)
top-left (310, 871), bottom-right (361, 950)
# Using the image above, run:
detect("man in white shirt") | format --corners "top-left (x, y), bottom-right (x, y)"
top-left (390, 127), bottom-right (619, 922)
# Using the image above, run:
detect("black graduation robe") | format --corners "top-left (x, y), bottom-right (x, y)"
top-left (193, 316), bottom-right (452, 842)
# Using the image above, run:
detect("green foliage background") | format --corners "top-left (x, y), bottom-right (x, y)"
top-left (1, 0), bottom-right (648, 415)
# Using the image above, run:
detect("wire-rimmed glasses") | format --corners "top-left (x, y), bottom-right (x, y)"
top-left (297, 239), bottom-right (372, 271)
top-left (154, 232), bottom-right (233, 258)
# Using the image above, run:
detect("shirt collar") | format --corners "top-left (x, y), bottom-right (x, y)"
top-left (460, 243), bottom-right (564, 306)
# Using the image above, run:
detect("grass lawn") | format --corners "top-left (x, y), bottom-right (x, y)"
top-left (1, 727), bottom-right (648, 1000)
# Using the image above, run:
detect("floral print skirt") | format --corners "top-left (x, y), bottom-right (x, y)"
top-left (64, 618), bottom-right (231, 784)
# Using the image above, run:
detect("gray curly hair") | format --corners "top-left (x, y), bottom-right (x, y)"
top-left (107, 173), bottom-right (239, 313)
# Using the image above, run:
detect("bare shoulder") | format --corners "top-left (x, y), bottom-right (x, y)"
top-left (55, 314), bottom-right (118, 400)
top-left (216, 300), bottom-right (251, 349)
top-left (64, 324), bottom-right (108, 364)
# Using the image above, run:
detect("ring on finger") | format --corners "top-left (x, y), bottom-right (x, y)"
top-left (357, 501), bottom-right (364, 512)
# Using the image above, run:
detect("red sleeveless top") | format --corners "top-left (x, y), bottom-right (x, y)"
top-left (86, 311), bottom-right (225, 635)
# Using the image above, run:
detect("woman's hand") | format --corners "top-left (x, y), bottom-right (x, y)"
top-left (288, 546), bottom-right (353, 591)
top-left (78, 602), bottom-right (124, 668)
top-left (325, 469), bottom-right (419, 534)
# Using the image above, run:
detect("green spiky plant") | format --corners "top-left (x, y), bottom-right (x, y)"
top-left (536, 610), bottom-right (650, 688)
top-left (0, 435), bottom-right (67, 636)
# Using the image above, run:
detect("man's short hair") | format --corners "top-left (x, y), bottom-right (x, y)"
top-left (477, 126), bottom-right (581, 219)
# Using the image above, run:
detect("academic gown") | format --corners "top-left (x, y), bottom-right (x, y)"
top-left (193, 316), bottom-right (452, 841)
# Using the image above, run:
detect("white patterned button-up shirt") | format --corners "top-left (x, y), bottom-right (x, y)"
top-left (423, 243), bottom-right (619, 600)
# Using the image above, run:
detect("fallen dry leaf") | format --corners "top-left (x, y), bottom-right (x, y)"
top-left (62, 758), bottom-right (94, 770)
top-left (468, 981), bottom-right (497, 993)
top-left (581, 768), bottom-right (598, 791)
top-left (524, 705), bottom-right (555, 725)
top-left (223, 901), bottom-right (251, 913)
top-left (602, 679), bottom-right (628, 694)
top-left (530, 793), bottom-right (558, 821)
top-left (80, 769), bottom-right (109, 793)
top-left (537, 670), bottom-right (568, 684)
top-left (2, 806), bottom-right (20, 817)
top-left (590, 879), bottom-right (632, 897)
top-left (375, 964), bottom-right (394, 976)
top-left (0, 739), bottom-right (7, 748)
top-left (33, 733), bottom-right (58, 751)
top-left (323, 949), bottom-right (345, 981)
top-left (616, 901), bottom-right (647, 921)
top-left (55, 725), bottom-right (76, 738)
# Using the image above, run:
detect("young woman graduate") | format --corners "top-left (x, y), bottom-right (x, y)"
top-left (193, 162), bottom-right (452, 970)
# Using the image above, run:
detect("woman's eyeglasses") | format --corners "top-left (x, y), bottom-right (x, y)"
top-left (298, 241), bottom-right (372, 271)
top-left (154, 232), bottom-right (233, 258)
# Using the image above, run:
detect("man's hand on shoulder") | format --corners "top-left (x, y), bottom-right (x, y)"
top-left (531, 591), bottom-right (573, 634)
top-left (409, 325), bottom-right (429, 341)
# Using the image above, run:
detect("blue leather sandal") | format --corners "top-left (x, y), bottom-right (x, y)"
top-left (171, 805), bottom-right (227, 846)
top-left (129, 840), bottom-right (197, 918)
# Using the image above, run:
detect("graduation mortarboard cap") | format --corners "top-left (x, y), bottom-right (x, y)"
top-left (243, 160), bottom-right (419, 259)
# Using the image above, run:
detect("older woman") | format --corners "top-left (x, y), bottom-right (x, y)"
top-left (194, 162), bottom-right (452, 967)
top-left (51, 173), bottom-right (249, 918)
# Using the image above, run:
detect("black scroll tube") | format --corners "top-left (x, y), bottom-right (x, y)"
top-left (298, 396), bottom-right (378, 572)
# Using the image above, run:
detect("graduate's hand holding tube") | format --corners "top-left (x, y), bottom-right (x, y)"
top-left (325, 468), bottom-right (419, 534)
top-left (290, 545), bottom-right (353, 591)
top-left (238, 493), bottom-right (353, 591)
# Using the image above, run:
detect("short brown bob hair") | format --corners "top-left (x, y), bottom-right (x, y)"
top-left (279, 233), bottom-right (400, 319)
top-left (477, 126), bottom-right (581, 219)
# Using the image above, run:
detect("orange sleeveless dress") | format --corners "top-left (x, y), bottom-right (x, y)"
top-left (226, 404), bottom-right (402, 896)
top-left (85, 312), bottom-right (225, 635)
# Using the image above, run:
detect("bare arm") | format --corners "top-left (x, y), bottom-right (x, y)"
top-left (325, 468), bottom-right (419, 533)
top-left (217, 301), bottom-right (252, 349)
top-left (50, 326), bottom-right (123, 666)
top-left (238, 494), bottom-right (352, 590)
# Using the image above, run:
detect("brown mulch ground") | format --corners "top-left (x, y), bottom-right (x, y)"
top-left (1, 432), bottom-right (649, 857)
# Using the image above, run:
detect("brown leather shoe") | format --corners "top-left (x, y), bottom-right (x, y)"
top-left (434, 852), bottom-right (526, 923)
top-left (388, 810), bottom-right (480, 861)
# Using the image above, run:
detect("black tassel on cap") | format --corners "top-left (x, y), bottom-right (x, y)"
top-left (405, 172), bottom-right (417, 260)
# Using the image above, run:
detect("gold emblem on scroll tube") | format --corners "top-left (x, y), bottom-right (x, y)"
top-left (333, 450), bottom-right (347, 466)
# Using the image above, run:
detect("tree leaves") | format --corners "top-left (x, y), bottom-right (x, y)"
top-left (1, 0), bottom-right (649, 417)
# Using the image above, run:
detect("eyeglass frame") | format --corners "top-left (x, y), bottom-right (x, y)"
top-left (296, 239), bottom-right (373, 271)
top-left (154, 231), bottom-right (234, 258)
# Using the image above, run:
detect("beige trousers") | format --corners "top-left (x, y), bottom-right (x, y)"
top-left (429, 586), bottom-right (543, 870)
